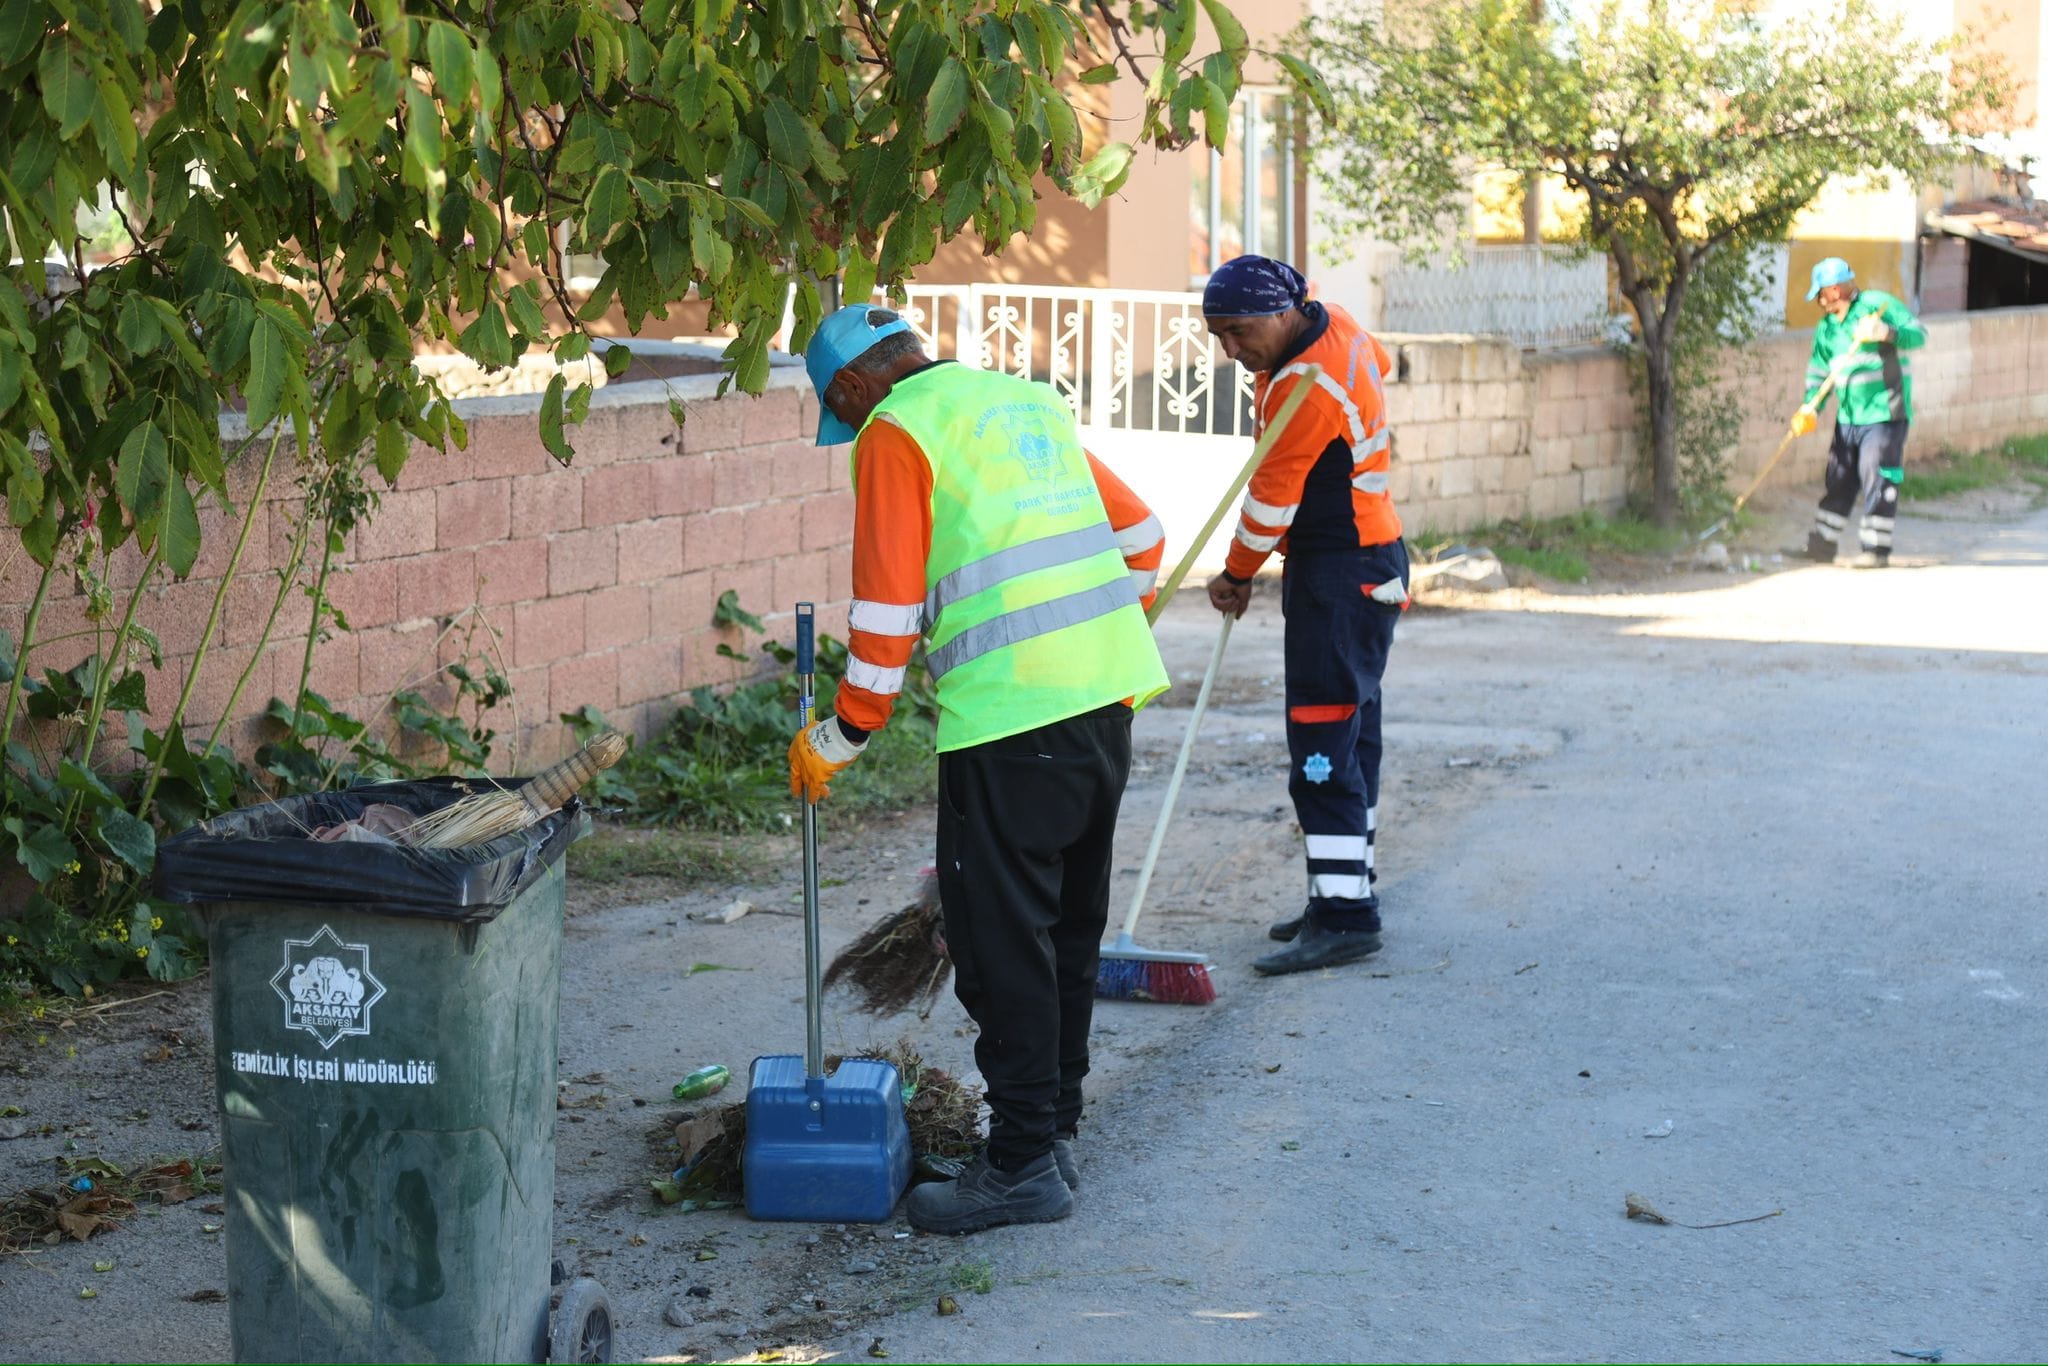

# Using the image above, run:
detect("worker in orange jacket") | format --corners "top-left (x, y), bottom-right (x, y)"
top-left (1201, 255), bottom-right (1407, 976)
top-left (788, 305), bottom-right (1170, 1233)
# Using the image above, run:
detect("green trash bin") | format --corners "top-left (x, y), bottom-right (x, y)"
top-left (158, 779), bottom-right (611, 1365)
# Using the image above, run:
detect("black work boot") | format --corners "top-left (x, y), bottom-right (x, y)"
top-left (1051, 1132), bottom-right (1079, 1192)
top-left (1805, 531), bottom-right (1837, 563)
top-left (1253, 920), bottom-right (1383, 976)
top-left (1850, 548), bottom-right (1890, 569)
top-left (905, 1152), bottom-right (1072, 1234)
top-left (1267, 909), bottom-right (1306, 942)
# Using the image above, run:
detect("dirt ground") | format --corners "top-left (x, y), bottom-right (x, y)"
top-left (2, 481), bottom-right (2042, 1363)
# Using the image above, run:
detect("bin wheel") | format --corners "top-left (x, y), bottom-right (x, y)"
top-left (550, 1277), bottom-right (614, 1364)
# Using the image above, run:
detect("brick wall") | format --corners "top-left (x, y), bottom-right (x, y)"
top-left (1378, 303), bottom-right (2048, 535)
top-left (0, 359), bottom-right (851, 771)
top-left (8, 306), bottom-right (2047, 775)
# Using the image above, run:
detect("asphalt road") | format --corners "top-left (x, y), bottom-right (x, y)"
top-left (865, 500), bottom-right (2048, 1364)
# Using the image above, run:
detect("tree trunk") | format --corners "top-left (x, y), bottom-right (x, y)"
top-left (1643, 326), bottom-right (1680, 527)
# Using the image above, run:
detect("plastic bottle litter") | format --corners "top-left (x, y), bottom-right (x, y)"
top-left (68, 1176), bottom-right (94, 1193)
top-left (672, 1064), bottom-right (730, 1101)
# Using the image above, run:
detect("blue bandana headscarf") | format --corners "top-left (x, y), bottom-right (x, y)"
top-left (1202, 255), bottom-right (1309, 317)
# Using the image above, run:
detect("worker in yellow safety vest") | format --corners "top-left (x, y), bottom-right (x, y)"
top-left (789, 304), bottom-right (1170, 1234)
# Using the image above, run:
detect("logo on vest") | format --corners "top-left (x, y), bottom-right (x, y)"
top-left (999, 407), bottom-right (1069, 485)
top-left (270, 925), bottom-right (387, 1049)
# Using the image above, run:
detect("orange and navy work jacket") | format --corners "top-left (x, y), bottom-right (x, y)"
top-left (1225, 302), bottom-right (1402, 581)
top-left (834, 367), bottom-right (1166, 736)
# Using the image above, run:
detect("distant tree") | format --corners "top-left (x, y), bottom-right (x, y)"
top-left (1297, 0), bottom-right (2008, 525)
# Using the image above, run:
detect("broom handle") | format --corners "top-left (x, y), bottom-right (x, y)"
top-left (1145, 366), bottom-right (1322, 625)
top-left (1731, 362), bottom-right (1849, 514)
top-left (795, 602), bottom-right (824, 1081)
top-left (1117, 613), bottom-right (1232, 941)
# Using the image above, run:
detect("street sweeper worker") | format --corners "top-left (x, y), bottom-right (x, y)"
top-left (1792, 257), bottom-right (1926, 568)
top-left (788, 304), bottom-right (1170, 1235)
top-left (1200, 254), bottom-right (1408, 978)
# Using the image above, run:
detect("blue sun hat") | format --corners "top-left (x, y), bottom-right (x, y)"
top-left (804, 305), bottom-right (915, 445)
top-left (1806, 257), bottom-right (1855, 301)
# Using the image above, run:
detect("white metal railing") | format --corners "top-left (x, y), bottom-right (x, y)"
top-left (866, 283), bottom-right (1260, 439)
top-left (1381, 245), bottom-right (1611, 348)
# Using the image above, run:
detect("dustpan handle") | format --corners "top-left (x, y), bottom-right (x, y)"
top-left (1118, 613), bottom-right (1232, 941)
top-left (795, 603), bottom-right (824, 1081)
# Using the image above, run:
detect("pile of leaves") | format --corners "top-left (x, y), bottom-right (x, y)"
top-left (0, 1152), bottom-right (222, 1252)
top-left (649, 1039), bottom-right (981, 1208)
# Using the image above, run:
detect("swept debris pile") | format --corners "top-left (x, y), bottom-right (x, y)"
top-left (1, 1153), bottom-right (222, 1251)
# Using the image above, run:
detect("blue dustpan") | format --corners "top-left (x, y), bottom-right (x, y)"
top-left (744, 603), bottom-right (911, 1223)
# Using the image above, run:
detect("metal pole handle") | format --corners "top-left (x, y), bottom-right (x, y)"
top-left (794, 602), bottom-right (823, 1080)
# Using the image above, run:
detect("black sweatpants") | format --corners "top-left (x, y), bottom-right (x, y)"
top-left (935, 702), bottom-right (1133, 1170)
top-left (1814, 419), bottom-right (1907, 553)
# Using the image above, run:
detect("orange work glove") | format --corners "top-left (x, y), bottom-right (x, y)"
top-left (788, 716), bottom-right (866, 803)
top-left (1789, 406), bottom-right (1818, 438)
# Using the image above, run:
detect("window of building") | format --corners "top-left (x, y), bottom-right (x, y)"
top-left (1190, 90), bottom-right (1297, 283)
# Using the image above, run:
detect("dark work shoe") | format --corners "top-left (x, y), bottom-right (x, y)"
top-left (1850, 549), bottom-right (1890, 569)
top-left (905, 1153), bottom-right (1073, 1234)
top-left (1253, 921), bottom-right (1383, 976)
top-left (1051, 1134), bottom-right (1079, 1192)
top-left (1267, 911), bottom-right (1305, 943)
top-left (1805, 531), bottom-right (1838, 563)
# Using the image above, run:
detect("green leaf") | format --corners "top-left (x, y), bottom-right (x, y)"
top-left (96, 807), bottom-right (155, 876)
top-left (538, 372), bottom-right (572, 462)
top-left (763, 97), bottom-right (810, 172)
top-left (374, 422), bottom-right (410, 486)
top-left (1203, 80), bottom-right (1232, 149)
top-left (457, 299), bottom-right (517, 369)
top-left (604, 343), bottom-right (633, 378)
top-left (245, 316), bottom-right (286, 430)
top-left (58, 759), bottom-right (119, 806)
top-left (105, 671), bottom-right (148, 712)
top-left (504, 282), bottom-right (551, 341)
top-left (1079, 62), bottom-right (1119, 85)
top-left (37, 37), bottom-right (93, 139)
top-left (7, 818), bottom-right (77, 882)
top-left (924, 59), bottom-right (971, 144)
top-left (116, 291), bottom-right (160, 356)
top-left (0, 0), bottom-right (45, 68)
top-left (583, 165), bottom-right (632, 247)
top-left (1200, 0), bottom-right (1249, 57)
top-left (159, 478), bottom-right (199, 577)
top-left (1071, 141), bottom-right (1134, 208)
top-left (426, 20), bottom-right (473, 111)
top-left (116, 423), bottom-right (170, 524)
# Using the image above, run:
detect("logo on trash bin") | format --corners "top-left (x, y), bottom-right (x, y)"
top-left (269, 925), bottom-right (386, 1049)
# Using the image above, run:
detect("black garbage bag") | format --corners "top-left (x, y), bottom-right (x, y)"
top-left (155, 777), bottom-right (583, 921)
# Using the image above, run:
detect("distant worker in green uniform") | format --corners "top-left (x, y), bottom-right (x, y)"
top-left (1793, 257), bottom-right (1927, 568)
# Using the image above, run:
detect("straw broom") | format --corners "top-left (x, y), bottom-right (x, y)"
top-left (398, 732), bottom-right (627, 848)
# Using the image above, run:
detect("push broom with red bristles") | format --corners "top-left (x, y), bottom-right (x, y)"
top-left (1095, 614), bottom-right (1234, 1006)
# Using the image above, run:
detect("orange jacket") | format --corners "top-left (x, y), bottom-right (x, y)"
top-left (1225, 303), bottom-right (1402, 581)
top-left (835, 405), bottom-right (1165, 736)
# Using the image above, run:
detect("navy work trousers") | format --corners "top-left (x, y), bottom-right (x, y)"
top-left (1280, 545), bottom-right (1407, 933)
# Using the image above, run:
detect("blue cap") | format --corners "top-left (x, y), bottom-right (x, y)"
top-left (1806, 257), bottom-right (1854, 301)
top-left (803, 305), bottom-right (914, 445)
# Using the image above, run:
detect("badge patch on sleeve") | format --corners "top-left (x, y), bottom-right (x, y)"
top-left (1302, 753), bottom-right (1333, 784)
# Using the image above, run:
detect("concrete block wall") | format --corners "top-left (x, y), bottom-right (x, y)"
top-left (1379, 303), bottom-right (2048, 533)
top-left (0, 361), bottom-right (851, 772)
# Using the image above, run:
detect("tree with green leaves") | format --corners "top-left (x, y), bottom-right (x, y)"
top-left (1, 0), bottom-right (1293, 993)
top-left (1297, 0), bottom-right (2006, 525)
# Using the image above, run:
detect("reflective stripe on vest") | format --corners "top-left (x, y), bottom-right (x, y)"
top-left (925, 521), bottom-right (1122, 627)
top-left (927, 576), bottom-right (1139, 680)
